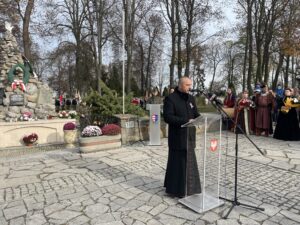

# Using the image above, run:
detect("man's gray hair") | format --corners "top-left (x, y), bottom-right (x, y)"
top-left (178, 77), bottom-right (191, 85)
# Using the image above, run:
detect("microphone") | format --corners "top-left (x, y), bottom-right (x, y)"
top-left (208, 93), bottom-right (223, 105)
top-left (209, 93), bottom-right (216, 101)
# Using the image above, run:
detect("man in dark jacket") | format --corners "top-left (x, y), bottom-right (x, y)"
top-left (163, 77), bottom-right (201, 197)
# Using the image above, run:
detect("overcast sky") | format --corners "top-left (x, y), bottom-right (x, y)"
top-left (32, 1), bottom-right (238, 88)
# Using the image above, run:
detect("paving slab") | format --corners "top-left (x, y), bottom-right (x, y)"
top-left (0, 133), bottom-right (299, 224)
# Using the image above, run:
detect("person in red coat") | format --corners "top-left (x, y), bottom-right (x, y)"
top-left (233, 90), bottom-right (254, 134)
top-left (223, 88), bottom-right (236, 130)
top-left (223, 88), bottom-right (236, 108)
top-left (255, 84), bottom-right (275, 136)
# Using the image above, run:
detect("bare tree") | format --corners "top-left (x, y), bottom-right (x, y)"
top-left (205, 41), bottom-right (223, 92)
top-left (180, 0), bottom-right (215, 78)
top-left (16, 0), bottom-right (35, 61)
top-left (237, 0), bottom-right (255, 92)
top-left (46, 0), bottom-right (91, 94)
top-left (159, 0), bottom-right (176, 88)
top-left (0, 1), bottom-right (19, 25)
top-left (143, 14), bottom-right (165, 91)
top-left (222, 41), bottom-right (244, 92)
top-left (86, 0), bottom-right (116, 93)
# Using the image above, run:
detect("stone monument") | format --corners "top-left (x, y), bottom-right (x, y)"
top-left (0, 22), bottom-right (57, 122)
top-left (0, 22), bottom-right (76, 148)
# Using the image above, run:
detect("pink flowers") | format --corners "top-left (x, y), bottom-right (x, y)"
top-left (63, 122), bottom-right (76, 130)
top-left (59, 111), bottom-right (69, 118)
top-left (101, 124), bottom-right (121, 136)
top-left (80, 124), bottom-right (120, 137)
top-left (20, 112), bottom-right (32, 121)
top-left (81, 126), bottom-right (102, 137)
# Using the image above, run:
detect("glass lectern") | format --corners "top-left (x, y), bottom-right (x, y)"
top-left (179, 114), bottom-right (224, 213)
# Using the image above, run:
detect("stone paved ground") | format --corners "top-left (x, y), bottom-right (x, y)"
top-left (0, 133), bottom-right (299, 225)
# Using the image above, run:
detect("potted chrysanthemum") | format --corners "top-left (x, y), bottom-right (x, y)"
top-left (79, 124), bottom-right (121, 153)
top-left (23, 133), bottom-right (38, 146)
top-left (63, 122), bottom-right (78, 148)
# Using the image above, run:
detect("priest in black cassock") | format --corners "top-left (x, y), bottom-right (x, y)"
top-left (163, 77), bottom-right (201, 198)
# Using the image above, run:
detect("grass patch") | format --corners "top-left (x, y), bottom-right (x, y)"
top-left (198, 105), bottom-right (218, 113)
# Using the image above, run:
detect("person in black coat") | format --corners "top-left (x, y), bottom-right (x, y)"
top-left (273, 88), bottom-right (300, 141)
top-left (163, 77), bottom-right (201, 198)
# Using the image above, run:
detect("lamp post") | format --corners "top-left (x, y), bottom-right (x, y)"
top-left (122, 5), bottom-right (126, 114)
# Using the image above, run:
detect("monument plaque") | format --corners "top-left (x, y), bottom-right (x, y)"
top-left (37, 86), bottom-right (53, 105)
top-left (9, 94), bottom-right (24, 106)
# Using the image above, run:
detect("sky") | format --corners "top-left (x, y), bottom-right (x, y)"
top-left (30, 0), bottom-right (238, 88)
top-left (154, 1), bottom-right (239, 88)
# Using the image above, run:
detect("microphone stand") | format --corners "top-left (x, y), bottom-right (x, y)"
top-left (194, 89), bottom-right (265, 219)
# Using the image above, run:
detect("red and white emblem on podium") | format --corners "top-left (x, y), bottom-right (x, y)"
top-left (151, 114), bottom-right (159, 123)
top-left (210, 139), bottom-right (218, 152)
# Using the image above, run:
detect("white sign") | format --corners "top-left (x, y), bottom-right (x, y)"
top-left (125, 121), bottom-right (134, 128)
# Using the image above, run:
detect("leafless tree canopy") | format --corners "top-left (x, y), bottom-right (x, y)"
top-left (1, 0), bottom-right (299, 96)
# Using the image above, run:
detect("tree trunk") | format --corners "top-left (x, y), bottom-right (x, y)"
top-left (124, 0), bottom-right (136, 93)
top-left (139, 43), bottom-right (145, 95)
top-left (242, 0), bottom-right (251, 91)
top-left (284, 56), bottom-right (290, 88)
top-left (242, 35), bottom-right (248, 91)
top-left (145, 43), bottom-right (153, 91)
top-left (175, 0), bottom-right (183, 79)
top-left (272, 53), bottom-right (284, 89)
top-left (184, 25), bottom-right (192, 77)
top-left (262, 9), bottom-right (276, 84)
top-left (256, 45), bottom-right (263, 83)
top-left (291, 56), bottom-right (295, 87)
top-left (169, 1), bottom-right (176, 88)
top-left (75, 45), bottom-right (81, 93)
top-left (247, 0), bottom-right (254, 94)
top-left (170, 32), bottom-right (176, 87)
top-left (22, 0), bottom-right (35, 61)
top-left (209, 60), bottom-right (217, 92)
top-left (254, 0), bottom-right (265, 83)
top-left (263, 39), bottom-right (271, 84)
top-left (184, 0), bottom-right (194, 77)
top-left (95, 0), bottom-right (104, 94)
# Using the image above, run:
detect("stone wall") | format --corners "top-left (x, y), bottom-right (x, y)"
top-left (0, 119), bottom-right (76, 148)
top-left (114, 114), bottom-right (168, 145)
top-left (0, 32), bottom-right (22, 81)
top-left (0, 26), bottom-right (56, 122)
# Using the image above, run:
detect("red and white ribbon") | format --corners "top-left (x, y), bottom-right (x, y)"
top-left (11, 80), bottom-right (26, 92)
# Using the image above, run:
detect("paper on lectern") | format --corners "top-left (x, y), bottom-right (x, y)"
top-left (181, 115), bottom-right (204, 127)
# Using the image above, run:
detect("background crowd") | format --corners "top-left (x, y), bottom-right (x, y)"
top-left (225, 85), bottom-right (300, 141)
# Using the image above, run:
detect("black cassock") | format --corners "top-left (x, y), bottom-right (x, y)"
top-left (163, 87), bottom-right (201, 197)
top-left (273, 97), bottom-right (300, 141)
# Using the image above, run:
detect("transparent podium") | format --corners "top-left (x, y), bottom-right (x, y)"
top-left (179, 114), bottom-right (224, 213)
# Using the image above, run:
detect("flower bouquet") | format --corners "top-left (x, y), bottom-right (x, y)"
top-left (81, 125), bottom-right (102, 137)
top-left (59, 110), bottom-right (69, 118)
top-left (23, 133), bottom-right (38, 146)
top-left (20, 112), bottom-right (33, 121)
top-left (68, 110), bottom-right (77, 119)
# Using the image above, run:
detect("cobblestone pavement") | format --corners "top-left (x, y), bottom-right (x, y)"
top-left (0, 133), bottom-right (299, 225)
